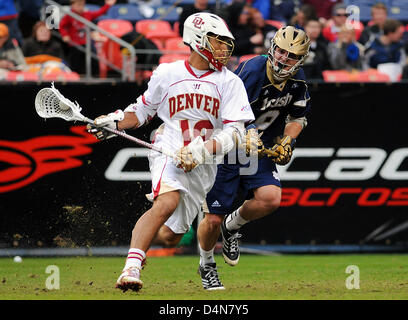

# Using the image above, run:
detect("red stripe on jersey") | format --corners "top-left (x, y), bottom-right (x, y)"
top-left (169, 79), bottom-right (221, 99)
top-left (142, 95), bottom-right (149, 106)
top-left (184, 60), bottom-right (214, 79)
top-left (152, 131), bottom-right (158, 144)
top-left (184, 60), bottom-right (196, 77)
top-left (153, 157), bottom-right (168, 199)
top-left (160, 93), bottom-right (168, 104)
top-left (201, 69), bottom-right (215, 78)
top-left (223, 120), bottom-right (237, 124)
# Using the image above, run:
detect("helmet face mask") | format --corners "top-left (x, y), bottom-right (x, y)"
top-left (268, 26), bottom-right (310, 82)
top-left (183, 13), bottom-right (235, 71)
top-left (268, 43), bottom-right (305, 81)
top-left (202, 33), bottom-right (234, 69)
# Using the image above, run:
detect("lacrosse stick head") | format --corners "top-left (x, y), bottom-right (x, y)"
top-left (35, 83), bottom-right (85, 122)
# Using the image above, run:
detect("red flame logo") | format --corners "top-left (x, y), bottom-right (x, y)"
top-left (0, 126), bottom-right (98, 193)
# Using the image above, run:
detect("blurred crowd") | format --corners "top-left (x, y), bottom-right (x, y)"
top-left (1, 0), bottom-right (408, 81)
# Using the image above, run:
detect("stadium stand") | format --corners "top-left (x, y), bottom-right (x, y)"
top-left (97, 19), bottom-right (134, 37)
top-left (101, 4), bottom-right (145, 23)
top-left (60, 4), bottom-right (104, 21)
top-left (173, 21), bottom-right (180, 36)
top-left (41, 71), bottom-right (81, 81)
top-left (323, 19), bottom-right (365, 41)
top-left (164, 37), bottom-right (190, 54)
top-left (159, 53), bottom-right (189, 64)
top-left (135, 19), bottom-right (174, 35)
top-left (2, 0), bottom-right (407, 83)
top-left (145, 28), bottom-right (179, 43)
top-left (135, 19), bottom-right (178, 46)
top-left (5, 71), bottom-right (39, 81)
top-left (357, 69), bottom-right (391, 82)
top-left (151, 5), bottom-right (181, 23)
top-left (151, 38), bottom-right (165, 51)
top-left (388, 0), bottom-right (408, 23)
top-left (322, 69), bottom-right (391, 82)
top-left (344, 0), bottom-right (408, 23)
top-left (162, 0), bottom-right (217, 7)
top-left (96, 19), bottom-right (134, 78)
top-left (265, 20), bottom-right (285, 29)
top-left (342, 0), bottom-right (374, 23)
top-left (84, 4), bottom-right (101, 13)
top-left (322, 70), bottom-right (354, 82)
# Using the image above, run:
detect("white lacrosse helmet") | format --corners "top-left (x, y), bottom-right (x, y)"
top-left (183, 12), bottom-right (235, 71)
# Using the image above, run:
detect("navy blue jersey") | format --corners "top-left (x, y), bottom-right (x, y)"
top-left (234, 55), bottom-right (311, 145)
top-left (205, 55), bottom-right (311, 215)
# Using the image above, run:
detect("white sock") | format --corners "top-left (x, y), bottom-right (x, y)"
top-left (199, 244), bottom-right (215, 266)
top-left (124, 248), bottom-right (146, 270)
top-left (225, 207), bottom-right (248, 231)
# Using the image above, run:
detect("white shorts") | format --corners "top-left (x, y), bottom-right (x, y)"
top-left (148, 151), bottom-right (217, 234)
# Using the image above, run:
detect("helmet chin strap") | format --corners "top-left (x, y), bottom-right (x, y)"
top-left (272, 73), bottom-right (288, 83)
top-left (197, 45), bottom-right (224, 71)
top-left (265, 59), bottom-right (288, 84)
top-left (273, 65), bottom-right (290, 81)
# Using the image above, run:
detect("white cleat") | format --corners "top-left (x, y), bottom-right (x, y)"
top-left (116, 266), bottom-right (143, 292)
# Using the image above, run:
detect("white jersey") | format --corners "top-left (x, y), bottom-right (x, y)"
top-left (125, 60), bottom-right (254, 151)
top-left (125, 59), bottom-right (254, 234)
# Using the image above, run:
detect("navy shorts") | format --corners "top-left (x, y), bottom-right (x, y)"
top-left (205, 157), bottom-right (281, 215)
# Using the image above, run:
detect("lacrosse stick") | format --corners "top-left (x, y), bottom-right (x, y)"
top-left (34, 83), bottom-right (177, 159)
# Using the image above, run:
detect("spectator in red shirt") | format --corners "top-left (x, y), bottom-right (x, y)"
top-left (322, 3), bottom-right (364, 43)
top-left (59, 0), bottom-right (116, 75)
top-left (60, 0), bottom-right (116, 46)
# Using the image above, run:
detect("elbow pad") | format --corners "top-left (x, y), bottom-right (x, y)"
top-left (286, 115), bottom-right (308, 129)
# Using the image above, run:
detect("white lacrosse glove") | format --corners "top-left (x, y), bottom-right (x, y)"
top-left (87, 109), bottom-right (125, 140)
top-left (175, 136), bottom-right (213, 172)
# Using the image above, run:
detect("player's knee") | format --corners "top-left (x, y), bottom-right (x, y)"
top-left (254, 186), bottom-right (281, 214)
top-left (161, 236), bottom-right (180, 247)
top-left (155, 227), bottom-right (183, 247)
top-left (260, 193), bottom-right (281, 213)
top-left (164, 233), bottom-right (184, 247)
top-left (205, 213), bottom-right (223, 230)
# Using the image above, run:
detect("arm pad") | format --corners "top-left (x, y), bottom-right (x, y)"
top-left (285, 115), bottom-right (308, 129)
top-left (124, 98), bottom-right (157, 128)
top-left (212, 121), bottom-right (245, 155)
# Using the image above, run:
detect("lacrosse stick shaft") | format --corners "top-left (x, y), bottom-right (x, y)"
top-left (83, 116), bottom-right (175, 158)
top-left (105, 126), bottom-right (176, 158)
top-left (35, 85), bottom-right (176, 159)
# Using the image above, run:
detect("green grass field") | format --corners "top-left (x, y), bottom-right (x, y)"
top-left (1, 254), bottom-right (408, 300)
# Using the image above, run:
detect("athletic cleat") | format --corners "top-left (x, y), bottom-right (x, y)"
top-left (198, 263), bottom-right (225, 290)
top-left (115, 266), bottom-right (143, 292)
top-left (221, 219), bottom-right (242, 266)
